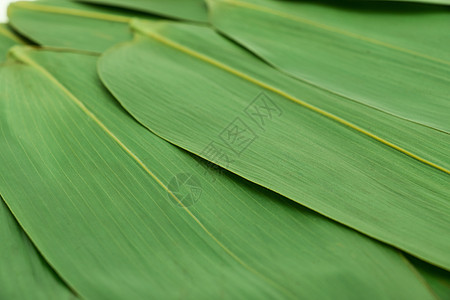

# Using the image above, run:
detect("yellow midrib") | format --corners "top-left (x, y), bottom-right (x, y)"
top-left (218, 0), bottom-right (450, 67)
top-left (13, 0), bottom-right (450, 67)
top-left (133, 23), bottom-right (449, 175)
top-left (10, 2), bottom-right (131, 23)
top-left (11, 46), bottom-right (294, 299)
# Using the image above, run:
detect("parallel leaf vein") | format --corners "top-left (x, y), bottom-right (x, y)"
top-left (10, 2), bottom-right (131, 23)
top-left (133, 24), bottom-right (450, 175)
top-left (11, 47), bottom-right (293, 299)
top-left (219, 0), bottom-right (450, 67)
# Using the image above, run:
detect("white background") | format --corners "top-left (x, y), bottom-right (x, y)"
top-left (1, 0), bottom-right (33, 22)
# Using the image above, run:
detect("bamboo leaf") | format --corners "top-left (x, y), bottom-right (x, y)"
top-left (98, 20), bottom-right (450, 269)
top-left (1, 24), bottom-right (77, 300)
top-left (207, 0), bottom-right (450, 132)
top-left (409, 256), bottom-right (450, 300)
top-left (361, 0), bottom-right (450, 4)
top-left (0, 46), bottom-right (438, 299)
top-left (8, 1), bottom-right (158, 52)
top-left (395, 0), bottom-right (449, 3)
top-left (77, 0), bottom-right (209, 22)
top-left (301, 0), bottom-right (450, 5)
top-left (208, 0), bottom-right (450, 61)
top-left (0, 24), bottom-right (24, 61)
top-left (7, 3), bottom-right (449, 170)
top-left (0, 196), bottom-right (77, 299)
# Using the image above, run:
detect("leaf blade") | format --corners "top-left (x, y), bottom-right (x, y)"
top-left (208, 0), bottom-right (450, 132)
top-left (0, 47), bottom-right (438, 299)
top-left (98, 21), bottom-right (450, 269)
top-left (77, 0), bottom-right (209, 22)
top-left (0, 196), bottom-right (76, 299)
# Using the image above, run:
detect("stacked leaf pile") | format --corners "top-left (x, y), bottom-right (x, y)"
top-left (1, 0), bottom-right (449, 299)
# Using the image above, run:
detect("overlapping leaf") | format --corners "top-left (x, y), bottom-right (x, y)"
top-left (11, 0), bottom-right (450, 170)
top-left (98, 20), bottom-right (450, 269)
top-left (0, 46), bottom-right (439, 299)
top-left (0, 196), bottom-right (76, 299)
top-left (1, 27), bottom-right (76, 300)
top-left (7, 1), bottom-right (449, 170)
top-left (363, 0), bottom-right (450, 4)
top-left (8, 0), bottom-right (158, 52)
top-left (298, 0), bottom-right (450, 5)
top-left (208, 0), bottom-right (450, 132)
top-left (2, 0), bottom-right (449, 297)
top-left (409, 256), bottom-right (450, 300)
top-left (0, 24), bottom-right (23, 60)
top-left (77, 0), bottom-right (208, 22)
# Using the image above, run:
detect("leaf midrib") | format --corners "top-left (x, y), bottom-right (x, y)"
top-left (14, 0), bottom-right (450, 68)
top-left (10, 1), bottom-right (131, 23)
top-left (216, 0), bottom-right (450, 67)
top-left (10, 47), bottom-right (294, 299)
top-left (131, 22), bottom-right (450, 175)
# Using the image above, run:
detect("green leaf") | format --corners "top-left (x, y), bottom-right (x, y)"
top-left (296, 0), bottom-right (450, 5)
top-left (0, 196), bottom-right (76, 299)
top-left (409, 256), bottom-right (450, 300)
top-left (1, 21), bottom-right (74, 300)
top-left (362, 0), bottom-right (450, 5)
top-left (0, 46), bottom-right (438, 299)
top-left (0, 24), bottom-right (24, 61)
top-left (98, 20), bottom-right (450, 270)
top-left (77, 0), bottom-right (208, 22)
top-left (208, 0), bottom-right (450, 132)
top-left (8, 1), bottom-right (157, 52)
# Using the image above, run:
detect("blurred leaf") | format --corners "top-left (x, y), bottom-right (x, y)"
top-left (409, 256), bottom-right (450, 300)
top-left (8, 1), bottom-right (158, 52)
top-left (78, 0), bottom-right (208, 22)
top-left (288, 0), bottom-right (450, 5)
top-left (207, 0), bottom-right (450, 132)
top-left (0, 24), bottom-right (24, 61)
